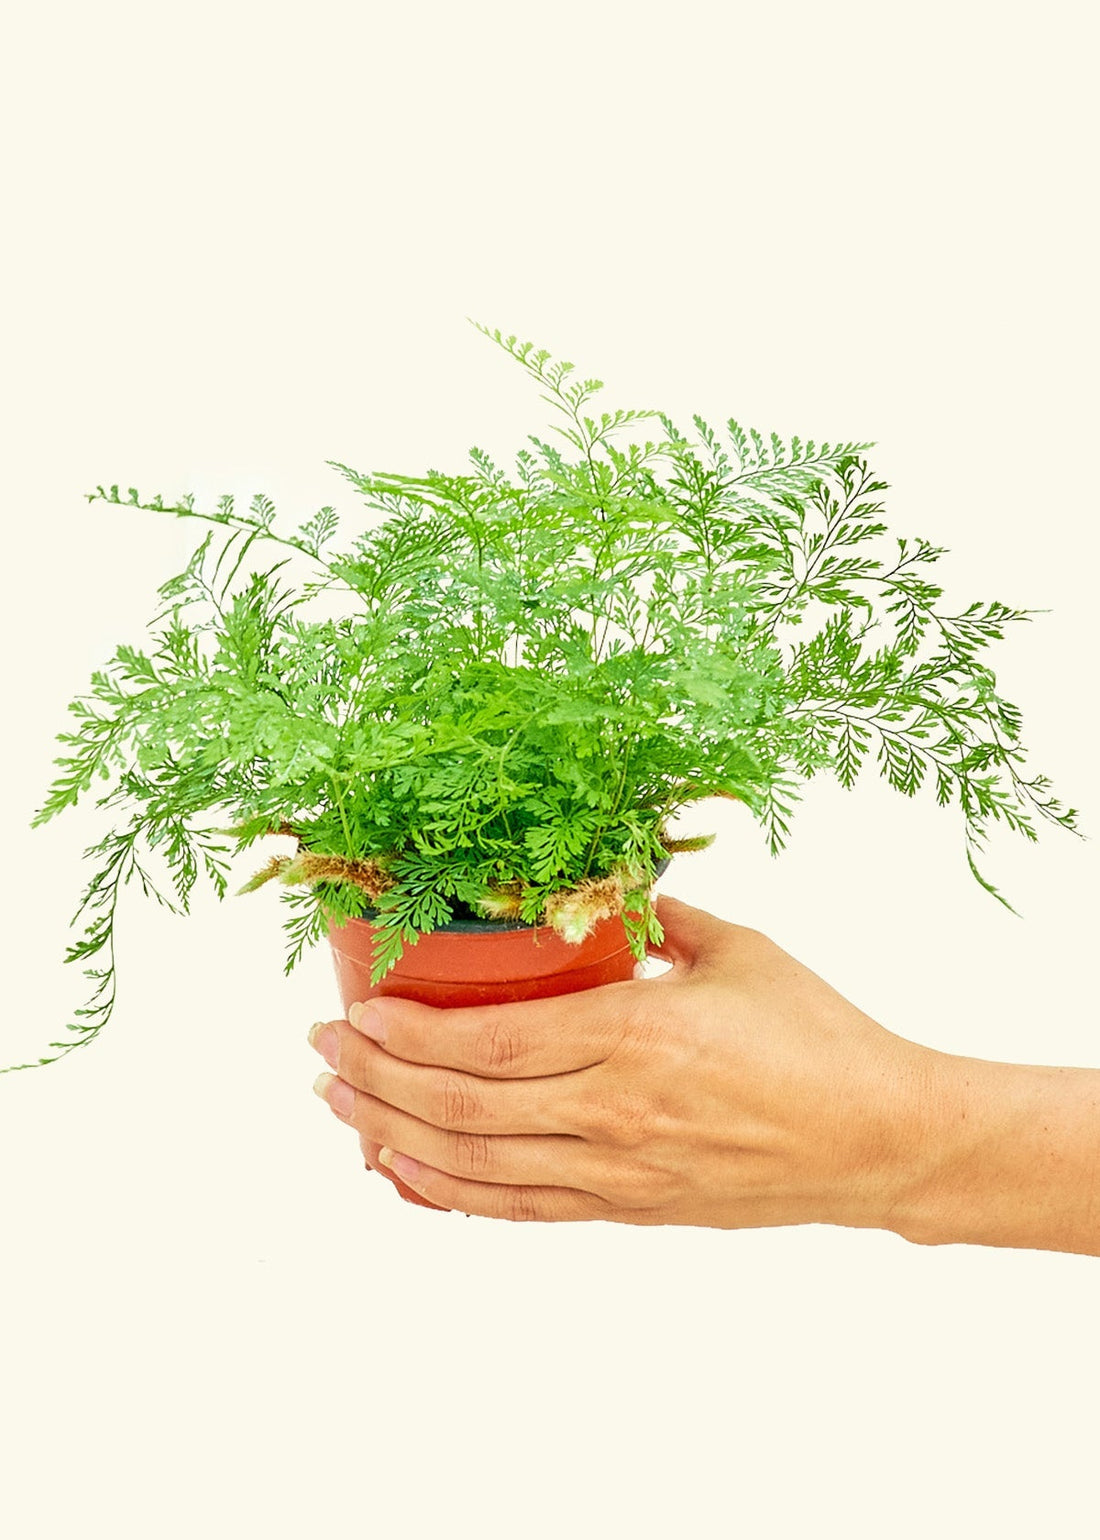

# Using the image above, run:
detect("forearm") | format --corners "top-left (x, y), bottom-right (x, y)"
top-left (892, 1052), bottom-right (1100, 1257)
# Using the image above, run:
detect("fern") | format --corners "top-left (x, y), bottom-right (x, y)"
top-left (14, 319), bottom-right (1080, 1072)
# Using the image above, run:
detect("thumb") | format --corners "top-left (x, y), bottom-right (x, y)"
top-left (646, 891), bottom-right (729, 970)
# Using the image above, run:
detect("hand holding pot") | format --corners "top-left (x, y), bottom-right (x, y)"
top-left (309, 893), bottom-right (938, 1232)
top-left (309, 893), bottom-right (1100, 1252)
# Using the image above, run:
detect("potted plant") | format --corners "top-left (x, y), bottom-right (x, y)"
top-left (12, 321), bottom-right (1077, 1086)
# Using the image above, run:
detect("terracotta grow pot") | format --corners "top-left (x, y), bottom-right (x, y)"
top-left (327, 892), bottom-right (658, 1211)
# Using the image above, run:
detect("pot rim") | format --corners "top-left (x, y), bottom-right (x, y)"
top-left (341, 855), bottom-right (672, 936)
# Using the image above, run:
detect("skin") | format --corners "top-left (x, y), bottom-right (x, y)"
top-left (307, 893), bottom-right (1100, 1255)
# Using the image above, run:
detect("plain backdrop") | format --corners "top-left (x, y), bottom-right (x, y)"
top-left (2, 3), bottom-right (1096, 1537)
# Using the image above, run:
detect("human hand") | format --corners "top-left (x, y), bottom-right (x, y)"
top-left (307, 892), bottom-right (942, 1232)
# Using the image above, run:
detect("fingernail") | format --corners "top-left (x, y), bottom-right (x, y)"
top-left (348, 1002), bottom-right (386, 1044)
top-left (307, 1022), bottom-right (339, 1069)
top-left (313, 1071), bottom-right (354, 1118)
top-left (378, 1146), bottom-right (421, 1183)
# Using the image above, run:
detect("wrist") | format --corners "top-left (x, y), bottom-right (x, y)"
top-left (887, 1048), bottom-right (1100, 1255)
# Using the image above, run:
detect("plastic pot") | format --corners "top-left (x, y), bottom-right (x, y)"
top-left (326, 904), bottom-right (649, 1211)
top-left (328, 907), bottom-right (643, 1013)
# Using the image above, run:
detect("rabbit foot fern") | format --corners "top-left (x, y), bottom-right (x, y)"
top-left (15, 317), bottom-right (1079, 1073)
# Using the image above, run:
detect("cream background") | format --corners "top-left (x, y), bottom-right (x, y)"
top-left (2, 3), bottom-right (1096, 1536)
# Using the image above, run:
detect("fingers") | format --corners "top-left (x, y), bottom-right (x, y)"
top-left (646, 891), bottom-right (733, 970)
top-left (372, 1146), bottom-right (617, 1224)
top-left (319, 1018), bottom-right (583, 1135)
top-left (346, 979), bottom-right (640, 1078)
top-left (316, 1070), bottom-right (607, 1191)
top-left (361, 1134), bottom-right (451, 1211)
